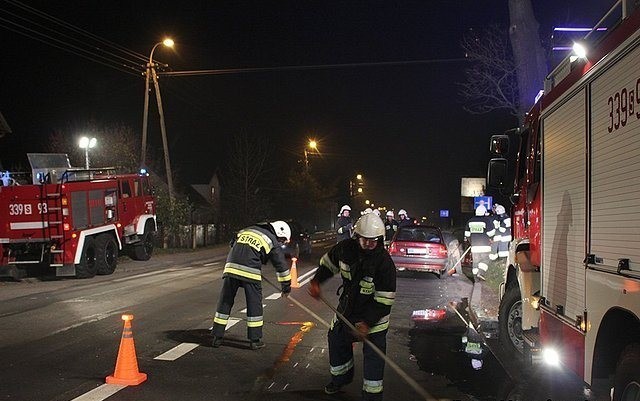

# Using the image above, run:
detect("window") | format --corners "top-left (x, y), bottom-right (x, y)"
top-left (121, 180), bottom-right (132, 198)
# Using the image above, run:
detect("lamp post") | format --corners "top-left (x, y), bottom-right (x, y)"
top-left (141, 38), bottom-right (175, 200)
top-left (79, 136), bottom-right (97, 169)
top-left (303, 139), bottom-right (318, 172)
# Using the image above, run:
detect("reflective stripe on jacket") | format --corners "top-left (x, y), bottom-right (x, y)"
top-left (313, 239), bottom-right (396, 332)
top-left (223, 225), bottom-right (291, 285)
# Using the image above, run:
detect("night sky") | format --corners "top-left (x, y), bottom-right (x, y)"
top-left (0, 0), bottom-right (612, 223)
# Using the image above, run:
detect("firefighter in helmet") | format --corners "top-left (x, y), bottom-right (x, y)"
top-left (336, 204), bottom-right (354, 243)
top-left (464, 205), bottom-right (495, 280)
top-left (384, 211), bottom-right (398, 246)
top-left (211, 220), bottom-right (292, 350)
top-left (309, 213), bottom-right (397, 400)
top-left (494, 204), bottom-right (511, 258)
top-left (397, 209), bottom-right (412, 227)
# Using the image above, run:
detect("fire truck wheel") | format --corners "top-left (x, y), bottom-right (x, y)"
top-left (96, 234), bottom-right (118, 275)
top-left (129, 223), bottom-right (155, 261)
top-left (614, 343), bottom-right (640, 401)
top-left (498, 284), bottom-right (524, 357)
top-left (76, 236), bottom-right (98, 279)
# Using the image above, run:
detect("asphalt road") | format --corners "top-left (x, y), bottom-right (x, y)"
top-left (0, 239), bottom-right (604, 401)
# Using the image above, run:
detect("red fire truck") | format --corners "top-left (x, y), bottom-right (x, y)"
top-left (488, 1), bottom-right (640, 398)
top-left (0, 153), bottom-right (157, 279)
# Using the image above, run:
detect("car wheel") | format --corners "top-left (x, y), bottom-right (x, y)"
top-left (614, 343), bottom-right (640, 401)
top-left (76, 236), bottom-right (98, 279)
top-left (129, 222), bottom-right (155, 261)
top-left (96, 234), bottom-right (118, 275)
top-left (499, 284), bottom-right (524, 357)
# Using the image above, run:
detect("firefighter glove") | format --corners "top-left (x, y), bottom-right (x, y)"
top-left (354, 321), bottom-right (369, 339)
top-left (337, 227), bottom-right (344, 234)
top-left (308, 279), bottom-right (321, 299)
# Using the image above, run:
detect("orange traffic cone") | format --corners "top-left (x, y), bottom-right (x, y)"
top-left (106, 314), bottom-right (147, 385)
top-left (290, 257), bottom-right (300, 288)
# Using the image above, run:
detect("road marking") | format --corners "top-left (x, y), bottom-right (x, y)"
top-left (203, 262), bottom-right (220, 266)
top-left (70, 384), bottom-right (126, 401)
top-left (296, 267), bottom-right (318, 287)
top-left (154, 342), bottom-right (200, 361)
top-left (265, 293), bottom-right (281, 300)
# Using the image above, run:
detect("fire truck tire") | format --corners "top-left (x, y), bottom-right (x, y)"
top-left (96, 234), bottom-right (118, 275)
top-left (129, 223), bottom-right (155, 261)
top-left (614, 343), bottom-right (640, 401)
top-left (76, 237), bottom-right (98, 279)
top-left (498, 284), bottom-right (524, 357)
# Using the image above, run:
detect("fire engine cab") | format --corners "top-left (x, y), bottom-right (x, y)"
top-left (488, 1), bottom-right (640, 398)
top-left (0, 153), bottom-right (157, 279)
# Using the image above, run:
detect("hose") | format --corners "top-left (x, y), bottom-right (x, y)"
top-left (262, 276), bottom-right (436, 401)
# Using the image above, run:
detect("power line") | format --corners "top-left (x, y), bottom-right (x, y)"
top-left (158, 58), bottom-right (469, 77)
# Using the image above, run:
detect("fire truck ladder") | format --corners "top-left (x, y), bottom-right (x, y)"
top-left (41, 176), bottom-right (65, 268)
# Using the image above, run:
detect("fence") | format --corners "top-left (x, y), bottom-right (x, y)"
top-left (157, 224), bottom-right (218, 249)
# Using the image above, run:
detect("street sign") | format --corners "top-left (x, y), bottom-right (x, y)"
top-left (439, 209), bottom-right (449, 218)
top-left (473, 196), bottom-right (493, 212)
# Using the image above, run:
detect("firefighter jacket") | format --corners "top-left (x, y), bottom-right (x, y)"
top-left (398, 217), bottom-right (413, 228)
top-left (464, 215), bottom-right (495, 254)
top-left (384, 218), bottom-right (399, 241)
top-left (493, 213), bottom-right (512, 243)
top-left (312, 238), bottom-right (396, 334)
top-left (336, 216), bottom-right (354, 242)
top-left (223, 224), bottom-right (291, 287)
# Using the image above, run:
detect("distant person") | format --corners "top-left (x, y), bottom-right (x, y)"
top-left (397, 209), bottom-right (412, 227)
top-left (384, 211), bottom-right (398, 245)
top-left (336, 204), bottom-right (354, 243)
top-left (211, 221), bottom-right (292, 350)
top-left (494, 204), bottom-right (511, 259)
top-left (309, 213), bottom-right (396, 400)
top-left (464, 205), bottom-right (495, 280)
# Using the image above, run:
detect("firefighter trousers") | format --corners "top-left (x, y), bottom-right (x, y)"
top-left (212, 277), bottom-right (263, 341)
top-left (328, 320), bottom-right (387, 401)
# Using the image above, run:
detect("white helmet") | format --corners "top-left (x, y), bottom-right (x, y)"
top-left (475, 205), bottom-right (487, 216)
top-left (353, 213), bottom-right (385, 239)
top-left (495, 204), bottom-right (506, 215)
top-left (398, 209), bottom-right (407, 217)
top-left (339, 204), bottom-right (351, 216)
top-left (386, 210), bottom-right (394, 218)
top-left (270, 221), bottom-right (291, 241)
top-left (372, 209), bottom-right (381, 217)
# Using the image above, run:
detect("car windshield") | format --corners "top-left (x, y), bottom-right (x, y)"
top-left (395, 227), bottom-right (442, 243)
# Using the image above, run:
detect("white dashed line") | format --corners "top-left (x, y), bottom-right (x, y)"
top-left (203, 262), bottom-right (220, 266)
top-left (154, 342), bottom-right (200, 361)
top-left (265, 293), bottom-right (281, 300)
top-left (70, 384), bottom-right (127, 401)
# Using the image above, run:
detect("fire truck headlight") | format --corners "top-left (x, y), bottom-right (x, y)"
top-left (542, 347), bottom-right (561, 367)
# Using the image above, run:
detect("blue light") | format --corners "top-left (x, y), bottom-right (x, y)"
top-left (139, 168), bottom-right (148, 175)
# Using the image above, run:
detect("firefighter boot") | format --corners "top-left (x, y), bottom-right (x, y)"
top-left (324, 382), bottom-right (343, 395)
top-left (250, 339), bottom-right (265, 350)
top-left (212, 336), bottom-right (223, 348)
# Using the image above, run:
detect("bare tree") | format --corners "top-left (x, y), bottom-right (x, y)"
top-left (459, 0), bottom-right (548, 124)
top-left (459, 25), bottom-right (519, 118)
top-left (221, 131), bottom-right (274, 229)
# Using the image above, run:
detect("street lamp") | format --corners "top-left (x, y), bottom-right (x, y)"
top-left (79, 136), bottom-right (97, 169)
top-left (141, 38), bottom-right (175, 200)
top-left (303, 139), bottom-right (319, 172)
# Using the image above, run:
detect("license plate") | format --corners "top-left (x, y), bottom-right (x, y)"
top-left (407, 248), bottom-right (426, 255)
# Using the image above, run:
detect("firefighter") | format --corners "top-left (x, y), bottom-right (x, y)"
top-left (309, 213), bottom-right (396, 401)
top-left (464, 205), bottom-right (495, 280)
top-left (336, 204), bottom-right (354, 243)
top-left (211, 220), bottom-right (292, 350)
top-left (384, 211), bottom-right (398, 245)
top-left (397, 209), bottom-right (412, 227)
top-left (494, 204), bottom-right (511, 258)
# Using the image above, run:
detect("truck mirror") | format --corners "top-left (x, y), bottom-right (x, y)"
top-left (489, 135), bottom-right (510, 156)
top-left (487, 158), bottom-right (508, 189)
